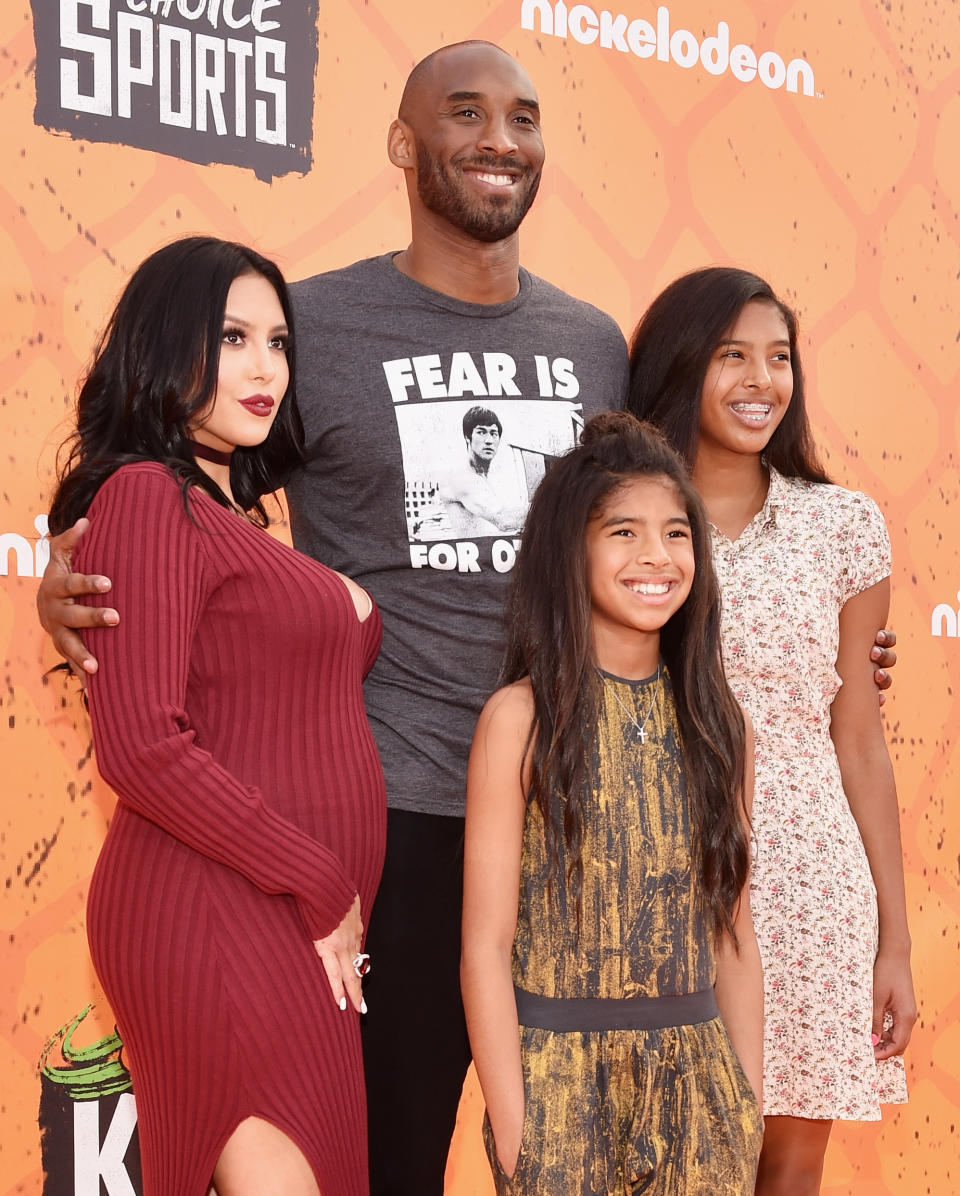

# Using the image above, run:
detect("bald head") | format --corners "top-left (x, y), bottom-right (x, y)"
top-left (398, 41), bottom-right (539, 125)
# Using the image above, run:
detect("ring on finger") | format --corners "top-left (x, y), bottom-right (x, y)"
top-left (352, 952), bottom-right (371, 978)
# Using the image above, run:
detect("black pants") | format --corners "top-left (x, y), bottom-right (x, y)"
top-left (362, 808), bottom-right (473, 1196)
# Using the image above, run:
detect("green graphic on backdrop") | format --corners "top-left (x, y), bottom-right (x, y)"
top-left (40, 1004), bottom-right (132, 1101)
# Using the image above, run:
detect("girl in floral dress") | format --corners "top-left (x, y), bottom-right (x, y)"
top-left (627, 267), bottom-right (916, 1196)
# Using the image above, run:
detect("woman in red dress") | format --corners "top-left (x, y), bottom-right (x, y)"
top-left (48, 237), bottom-right (386, 1196)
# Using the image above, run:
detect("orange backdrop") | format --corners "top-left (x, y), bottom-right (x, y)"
top-left (2, 2), bottom-right (958, 1193)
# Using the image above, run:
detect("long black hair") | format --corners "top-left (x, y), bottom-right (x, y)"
top-left (49, 236), bottom-right (303, 533)
top-left (502, 411), bottom-right (750, 941)
top-left (627, 266), bottom-right (829, 483)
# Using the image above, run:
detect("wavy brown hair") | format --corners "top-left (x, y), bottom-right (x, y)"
top-left (502, 412), bottom-right (750, 941)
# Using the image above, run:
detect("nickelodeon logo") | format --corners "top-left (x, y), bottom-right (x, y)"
top-left (932, 592), bottom-right (960, 639)
top-left (0, 515), bottom-right (49, 579)
top-left (521, 2), bottom-right (816, 97)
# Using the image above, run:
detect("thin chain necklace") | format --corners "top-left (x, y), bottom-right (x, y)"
top-left (598, 665), bottom-right (661, 745)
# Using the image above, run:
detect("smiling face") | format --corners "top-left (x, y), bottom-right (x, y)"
top-left (586, 476), bottom-right (696, 671)
top-left (189, 272), bottom-right (290, 454)
top-left (402, 43), bottom-right (544, 243)
top-left (697, 299), bottom-right (794, 463)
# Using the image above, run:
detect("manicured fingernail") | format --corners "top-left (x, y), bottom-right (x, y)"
top-left (361, 999), bottom-right (368, 1015)
top-left (871, 1033), bottom-right (880, 1046)
top-left (339, 996), bottom-right (347, 1011)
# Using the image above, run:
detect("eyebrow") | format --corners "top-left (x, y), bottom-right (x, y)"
top-left (601, 514), bottom-right (690, 529)
top-left (223, 312), bottom-right (289, 334)
top-left (717, 338), bottom-right (791, 348)
top-left (446, 90), bottom-right (541, 113)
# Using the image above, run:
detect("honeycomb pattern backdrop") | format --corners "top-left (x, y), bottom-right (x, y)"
top-left (2, 1), bottom-right (958, 1193)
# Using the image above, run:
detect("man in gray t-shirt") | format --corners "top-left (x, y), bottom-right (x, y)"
top-left (286, 44), bottom-right (627, 1192)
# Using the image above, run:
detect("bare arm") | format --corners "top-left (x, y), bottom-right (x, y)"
top-left (714, 712), bottom-right (764, 1102)
top-left (831, 578), bottom-right (916, 1058)
top-left (37, 519), bottom-right (118, 675)
top-left (461, 682), bottom-right (531, 1177)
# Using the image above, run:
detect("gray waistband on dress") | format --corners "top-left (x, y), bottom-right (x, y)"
top-left (514, 987), bottom-right (719, 1032)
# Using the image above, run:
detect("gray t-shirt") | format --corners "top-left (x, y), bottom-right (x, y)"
top-left (288, 253), bottom-right (628, 817)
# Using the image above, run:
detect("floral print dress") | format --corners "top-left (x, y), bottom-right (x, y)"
top-left (711, 468), bottom-right (907, 1119)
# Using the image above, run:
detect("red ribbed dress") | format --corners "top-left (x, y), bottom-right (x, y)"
top-left (76, 462), bottom-right (386, 1196)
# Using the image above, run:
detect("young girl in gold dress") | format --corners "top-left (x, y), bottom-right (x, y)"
top-left (462, 412), bottom-right (764, 1195)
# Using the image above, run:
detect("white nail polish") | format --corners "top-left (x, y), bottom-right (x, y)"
top-left (339, 996), bottom-right (347, 1011)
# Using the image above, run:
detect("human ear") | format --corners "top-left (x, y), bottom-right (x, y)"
top-left (386, 119), bottom-right (415, 170)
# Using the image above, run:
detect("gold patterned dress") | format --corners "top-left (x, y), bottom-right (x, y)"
top-left (484, 667), bottom-right (762, 1196)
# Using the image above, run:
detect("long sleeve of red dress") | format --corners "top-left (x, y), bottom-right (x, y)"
top-left (81, 465), bottom-right (358, 940)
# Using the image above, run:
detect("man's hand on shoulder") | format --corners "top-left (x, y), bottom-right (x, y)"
top-left (871, 628), bottom-right (897, 706)
top-left (37, 518), bottom-right (118, 676)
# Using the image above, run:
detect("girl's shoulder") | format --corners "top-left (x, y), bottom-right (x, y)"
top-left (469, 679), bottom-right (534, 793)
top-left (774, 471), bottom-right (885, 527)
top-left (473, 680), bottom-right (535, 765)
top-left (775, 473), bottom-right (890, 594)
top-left (479, 677), bottom-right (535, 728)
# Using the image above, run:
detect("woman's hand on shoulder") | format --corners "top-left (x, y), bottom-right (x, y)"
top-left (313, 894), bottom-right (366, 1014)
